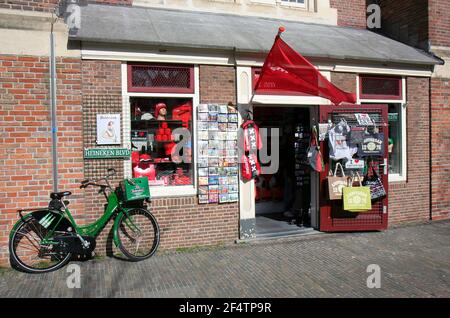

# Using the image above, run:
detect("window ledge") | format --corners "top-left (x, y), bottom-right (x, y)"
top-left (388, 174), bottom-right (406, 183)
top-left (278, 1), bottom-right (307, 9)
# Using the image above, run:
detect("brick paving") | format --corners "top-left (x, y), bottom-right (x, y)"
top-left (0, 220), bottom-right (449, 298)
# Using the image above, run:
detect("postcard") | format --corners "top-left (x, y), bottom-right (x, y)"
top-left (198, 130), bottom-right (209, 140)
top-left (219, 194), bottom-right (229, 203)
top-left (198, 168), bottom-right (208, 177)
top-left (219, 105), bottom-right (228, 114)
top-left (198, 186), bottom-right (208, 195)
top-left (198, 113), bottom-right (208, 121)
top-left (228, 113), bottom-right (238, 123)
top-left (208, 104), bottom-right (218, 113)
top-left (218, 114), bottom-right (228, 123)
top-left (209, 157), bottom-right (219, 166)
top-left (228, 193), bottom-right (238, 202)
top-left (208, 175), bottom-right (219, 185)
top-left (198, 104), bottom-right (209, 113)
top-left (208, 167), bottom-right (219, 175)
top-left (198, 177), bottom-right (209, 186)
top-left (198, 194), bottom-right (208, 204)
top-left (208, 193), bottom-right (219, 203)
top-left (197, 158), bottom-right (208, 168)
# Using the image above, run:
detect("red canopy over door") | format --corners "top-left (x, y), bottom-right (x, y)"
top-left (319, 104), bottom-right (389, 232)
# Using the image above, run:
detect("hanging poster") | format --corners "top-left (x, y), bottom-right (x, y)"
top-left (96, 114), bottom-right (121, 145)
top-left (354, 113), bottom-right (375, 126)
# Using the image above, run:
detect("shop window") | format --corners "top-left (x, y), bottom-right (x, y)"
top-left (360, 75), bottom-right (406, 181)
top-left (130, 97), bottom-right (194, 187)
top-left (128, 64), bottom-right (194, 93)
top-left (387, 104), bottom-right (403, 175)
top-left (359, 75), bottom-right (402, 100)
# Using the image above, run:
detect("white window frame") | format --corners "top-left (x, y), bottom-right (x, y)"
top-left (356, 75), bottom-right (407, 182)
top-left (121, 63), bottom-right (199, 197)
top-left (277, 0), bottom-right (307, 9)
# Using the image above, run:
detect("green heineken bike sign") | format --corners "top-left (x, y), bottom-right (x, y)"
top-left (84, 148), bottom-right (131, 159)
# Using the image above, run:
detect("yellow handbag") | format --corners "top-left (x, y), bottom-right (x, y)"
top-left (342, 172), bottom-right (372, 212)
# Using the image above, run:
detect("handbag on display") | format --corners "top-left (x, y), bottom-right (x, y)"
top-left (307, 126), bottom-right (324, 172)
top-left (362, 163), bottom-right (387, 201)
top-left (358, 132), bottom-right (385, 157)
top-left (327, 163), bottom-right (348, 200)
top-left (342, 172), bottom-right (372, 212)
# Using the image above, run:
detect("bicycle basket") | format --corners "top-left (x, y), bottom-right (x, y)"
top-left (123, 177), bottom-right (150, 201)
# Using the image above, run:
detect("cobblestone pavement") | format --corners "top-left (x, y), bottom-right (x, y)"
top-left (1, 220), bottom-right (449, 298)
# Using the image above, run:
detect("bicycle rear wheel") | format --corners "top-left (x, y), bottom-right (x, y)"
top-left (9, 217), bottom-right (72, 273)
top-left (116, 208), bottom-right (160, 261)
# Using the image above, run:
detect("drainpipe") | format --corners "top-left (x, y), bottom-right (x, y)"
top-left (428, 77), bottom-right (432, 221)
top-left (50, 16), bottom-right (58, 192)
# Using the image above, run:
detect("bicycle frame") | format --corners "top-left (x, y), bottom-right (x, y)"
top-left (67, 192), bottom-right (120, 237)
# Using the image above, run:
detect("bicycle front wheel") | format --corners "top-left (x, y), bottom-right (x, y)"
top-left (116, 208), bottom-right (160, 261)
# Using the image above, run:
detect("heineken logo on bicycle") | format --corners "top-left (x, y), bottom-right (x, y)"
top-left (131, 186), bottom-right (144, 194)
top-left (39, 213), bottom-right (56, 229)
top-left (84, 148), bottom-right (131, 159)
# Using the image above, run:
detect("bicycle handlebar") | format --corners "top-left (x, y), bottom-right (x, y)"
top-left (79, 168), bottom-right (117, 189)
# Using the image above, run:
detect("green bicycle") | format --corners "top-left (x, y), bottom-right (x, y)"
top-left (9, 168), bottom-right (160, 273)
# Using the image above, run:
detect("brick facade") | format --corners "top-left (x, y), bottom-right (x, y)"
top-left (366, 0), bottom-right (429, 50)
top-left (330, 72), bottom-right (357, 94)
top-left (429, 0), bottom-right (450, 47)
top-left (199, 65), bottom-right (236, 105)
top-left (0, 55), bottom-right (84, 266)
top-left (430, 78), bottom-right (450, 220)
top-left (389, 77), bottom-right (430, 224)
top-left (330, 0), bottom-right (367, 28)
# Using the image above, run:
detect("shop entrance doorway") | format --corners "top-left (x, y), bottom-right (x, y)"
top-left (253, 106), bottom-right (318, 237)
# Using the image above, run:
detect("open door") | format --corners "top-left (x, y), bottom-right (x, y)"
top-left (319, 104), bottom-right (389, 232)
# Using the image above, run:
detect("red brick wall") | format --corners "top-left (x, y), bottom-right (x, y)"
top-left (330, 0), bottom-right (367, 28)
top-left (199, 65), bottom-right (236, 105)
top-left (0, 55), bottom-right (84, 266)
top-left (0, 0), bottom-right (132, 12)
top-left (429, 0), bottom-right (450, 47)
top-left (389, 77), bottom-right (430, 224)
top-left (366, 0), bottom-right (429, 50)
top-left (430, 78), bottom-right (449, 220)
top-left (330, 72), bottom-right (357, 94)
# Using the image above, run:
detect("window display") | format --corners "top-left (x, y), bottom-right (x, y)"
top-left (130, 97), bottom-right (193, 187)
top-left (388, 104), bottom-right (402, 175)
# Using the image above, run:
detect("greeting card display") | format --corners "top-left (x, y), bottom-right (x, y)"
top-left (197, 104), bottom-right (239, 204)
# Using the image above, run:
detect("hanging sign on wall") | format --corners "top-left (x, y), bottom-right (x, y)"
top-left (84, 148), bottom-right (131, 159)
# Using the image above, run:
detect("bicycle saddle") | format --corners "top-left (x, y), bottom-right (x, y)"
top-left (50, 191), bottom-right (72, 200)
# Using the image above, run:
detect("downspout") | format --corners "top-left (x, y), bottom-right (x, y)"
top-left (428, 76), bottom-right (432, 221)
top-left (50, 13), bottom-right (58, 192)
